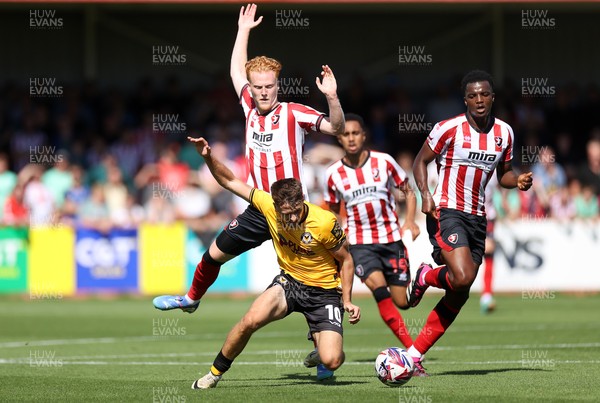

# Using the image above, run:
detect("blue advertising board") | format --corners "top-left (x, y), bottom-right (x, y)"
top-left (75, 227), bottom-right (138, 292)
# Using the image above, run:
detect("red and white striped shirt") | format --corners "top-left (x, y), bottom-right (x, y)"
top-left (427, 114), bottom-right (513, 216)
top-left (324, 151), bottom-right (406, 245)
top-left (240, 84), bottom-right (324, 199)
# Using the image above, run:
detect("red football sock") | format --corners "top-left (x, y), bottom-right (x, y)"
top-left (413, 298), bottom-right (460, 355)
top-left (187, 255), bottom-right (222, 300)
top-left (482, 255), bottom-right (494, 295)
top-left (377, 297), bottom-right (414, 348)
top-left (424, 265), bottom-right (453, 290)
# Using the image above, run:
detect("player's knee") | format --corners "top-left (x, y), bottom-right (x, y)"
top-left (321, 352), bottom-right (345, 371)
top-left (449, 269), bottom-right (476, 291)
top-left (238, 314), bottom-right (263, 334)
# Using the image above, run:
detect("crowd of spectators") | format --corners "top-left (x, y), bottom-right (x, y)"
top-left (0, 75), bottom-right (598, 242)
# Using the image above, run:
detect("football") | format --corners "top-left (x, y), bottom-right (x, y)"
top-left (374, 347), bottom-right (415, 387)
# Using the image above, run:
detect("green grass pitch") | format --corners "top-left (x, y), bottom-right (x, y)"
top-left (0, 293), bottom-right (598, 402)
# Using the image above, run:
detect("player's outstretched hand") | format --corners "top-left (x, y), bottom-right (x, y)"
top-left (518, 172), bottom-right (533, 191)
top-left (344, 302), bottom-right (361, 324)
top-left (315, 65), bottom-right (338, 97)
top-left (187, 136), bottom-right (211, 158)
top-left (238, 3), bottom-right (263, 30)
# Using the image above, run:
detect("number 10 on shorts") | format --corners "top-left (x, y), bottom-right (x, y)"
top-left (325, 304), bottom-right (342, 324)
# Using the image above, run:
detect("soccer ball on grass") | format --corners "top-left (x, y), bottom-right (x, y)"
top-left (374, 347), bottom-right (415, 387)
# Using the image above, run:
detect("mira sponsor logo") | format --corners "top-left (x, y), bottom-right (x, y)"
top-left (468, 151), bottom-right (496, 162)
top-left (521, 9), bottom-right (556, 29)
top-left (278, 77), bottom-right (309, 98)
top-left (275, 10), bottom-right (309, 29)
top-left (252, 132), bottom-right (273, 148)
top-left (29, 9), bottom-right (63, 29)
top-left (398, 45), bottom-right (432, 66)
top-left (398, 114), bottom-right (433, 134)
top-left (152, 45), bottom-right (187, 65)
top-left (521, 77), bottom-right (556, 97)
top-left (152, 114), bottom-right (187, 134)
top-left (351, 185), bottom-right (377, 198)
top-left (29, 77), bottom-right (63, 97)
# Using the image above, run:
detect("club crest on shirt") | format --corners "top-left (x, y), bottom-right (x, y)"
top-left (355, 264), bottom-right (364, 277)
top-left (447, 233), bottom-right (458, 244)
top-left (271, 114), bottom-right (280, 125)
top-left (301, 232), bottom-right (313, 244)
top-left (330, 221), bottom-right (344, 240)
top-left (372, 168), bottom-right (380, 180)
top-left (495, 137), bottom-right (503, 147)
top-left (228, 219), bottom-right (239, 230)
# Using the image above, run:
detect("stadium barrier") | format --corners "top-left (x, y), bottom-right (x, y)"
top-left (0, 221), bottom-right (598, 296)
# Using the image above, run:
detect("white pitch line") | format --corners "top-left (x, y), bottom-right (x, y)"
top-left (2, 323), bottom-right (598, 349)
top-left (2, 359), bottom-right (600, 366)
top-left (3, 342), bottom-right (599, 366)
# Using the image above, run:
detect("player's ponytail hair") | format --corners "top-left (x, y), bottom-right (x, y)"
top-left (246, 56), bottom-right (282, 79)
top-left (271, 178), bottom-right (304, 210)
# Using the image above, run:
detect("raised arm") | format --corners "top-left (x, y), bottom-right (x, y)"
top-left (230, 3), bottom-right (263, 96)
top-left (413, 142), bottom-right (438, 219)
top-left (330, 240), bottom-right (360, 324)
top-left (188, 137), bottom-right (253, 202)
top-left (315, 65), bottom-right (344, 135)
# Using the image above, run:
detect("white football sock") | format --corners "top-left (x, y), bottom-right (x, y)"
top-left (407, 346), bottom-right (422, 359)
top-left (184, 294), bottom-right (199, 304)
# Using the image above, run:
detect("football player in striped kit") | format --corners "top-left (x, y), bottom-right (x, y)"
top-left (324, 113), bottom-right (420, 351)
top-left (407, 70), bottom-right (533, 375)
top-left (153, 4), bottom-right (346, 379)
